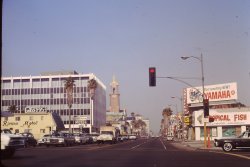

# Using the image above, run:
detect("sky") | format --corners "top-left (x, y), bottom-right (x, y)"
top-left (2, 0), bottom-right (250, 134)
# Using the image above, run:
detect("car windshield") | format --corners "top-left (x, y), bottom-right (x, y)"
top-left (238, 132), bottom-right (250, 138)
top-left (1, 129), bottom-right (12, 134)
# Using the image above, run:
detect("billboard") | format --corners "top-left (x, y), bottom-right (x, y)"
top-left (192, 109), bottom-right (250, 127)
top-left (186, 82), bottom-right (237, 104)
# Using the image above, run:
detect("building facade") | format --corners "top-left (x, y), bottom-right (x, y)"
top-left (1, 71), bottom-right (106, 133)
top-left (1, 111), bottom-right (64, 140)
top-left (183, 82), bottom-right (250, 140)
top-left (192, 108), bottom-right (250, 140)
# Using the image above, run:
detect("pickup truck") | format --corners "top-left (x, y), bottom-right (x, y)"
top-left (97, 126), bottom-right (119, 144)
top-left (1, 129), bottom-right (25, 158)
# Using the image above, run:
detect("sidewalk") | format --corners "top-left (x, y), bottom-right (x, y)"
top-left (170, 139), bottom-right (222, 151)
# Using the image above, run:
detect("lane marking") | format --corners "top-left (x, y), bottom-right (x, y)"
top-left (131, 141), bottom-right (148, 149)
top-left (159, 138), bottom-right (167, 150)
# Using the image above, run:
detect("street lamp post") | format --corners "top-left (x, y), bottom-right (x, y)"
top-left (181, 53), bottom-right (207, 148)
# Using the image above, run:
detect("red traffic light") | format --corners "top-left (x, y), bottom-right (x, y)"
top-left (149, 67), bottom-right (156, 87)
top-left (149, 68), bottom-right (155, 73)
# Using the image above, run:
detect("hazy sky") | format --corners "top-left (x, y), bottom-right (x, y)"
top-left (2, 0), bottom-right (250, 133)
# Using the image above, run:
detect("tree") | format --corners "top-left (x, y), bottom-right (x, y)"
top-left (162, 107), bottom-right (172, 117)
top-left (64, 76), bottom-right (75, 133)
top-left (87, 78), bottom-right (97, 99)
top-left (131, 119), bottom-right (147, 135)
top-left (8, 105), bottom-right (17, 113)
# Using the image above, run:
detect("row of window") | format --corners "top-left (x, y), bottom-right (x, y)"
top-left (200, 126), bottom-right (243, 137)
top-left (1, 87), bottom-right (89, 95)
top-left (10, 109), bottom-right (91, 116)
top-left (63, 120), bottom-right (90, 125)
top-left (10, 129), bottom-right (46, 134)
top-left (2, 98), bottom-right (91, 106)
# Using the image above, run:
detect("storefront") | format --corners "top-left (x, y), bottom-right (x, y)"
top-left (1, 111), bottom-right (64, 140)
top-left (192, 107), bottom-right (250, 140)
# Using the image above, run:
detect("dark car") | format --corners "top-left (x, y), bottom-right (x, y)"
top-left (214, 131), bottom-right (250, 152)
top-left (20, 132), bottom-right (37, 147)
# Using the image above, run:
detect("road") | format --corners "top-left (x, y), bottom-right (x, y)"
top-left (1, 138), bottom-right (249, 167)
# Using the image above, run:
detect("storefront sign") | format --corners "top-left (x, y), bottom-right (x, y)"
top-left (2, 121), bottom-right (19, 126)
top-left (183, 88), bottom-right (189, 115)
top-left (186, 82), bottom-right (237, 104)
top-left (21, 121), bottom-right (38, 128)
top-left (25, 107), bottom-right (48, 113)
top-left (193, 109), bottom-right (250, 126)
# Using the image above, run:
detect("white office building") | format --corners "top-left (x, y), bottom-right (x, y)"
top-left (1, 71), bottom-right (106, 133)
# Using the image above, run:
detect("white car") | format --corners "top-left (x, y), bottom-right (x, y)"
top-left (166, 135), bottom-right (174, 141)
top-left (37, 134), bottom-right (52, 146)
top-left (73, 133), bottom-right (89, 144)
top-left (128, 135), bottom-right (137, 140)
top-left (1, 129), bottom-right (25, 158)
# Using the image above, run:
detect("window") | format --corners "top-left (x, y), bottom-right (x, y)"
top-left (222, 127), bottom-right (236, 137)
top-left (29, 116), bottom-right (33, 121)
top-left (200, 127), bottom-right (217, 137)
top-left (40, 129), bottom-right (45, 133)
top-left (15, 117), bottom-right (20, 121)
top-left (41, 116), bottom-right (44, 120)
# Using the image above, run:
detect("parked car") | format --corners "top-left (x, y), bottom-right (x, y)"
top-left (45, 132), bottom-right (75, 147)
top-left (1, 129), bottom-right (25, 158)
top-left (73, 133), bottom-right (89, 145)
top-left (20, 133), bottom-right (37, 147)
top-left (166, 135), bottom-right (174, 141)
top-left (128, 135), bottom-right (137, 140)
top-left (214, 130), bottom-right (250, 152)
top-left (89, 133), bottom-right (100, 143)
top-left (84, 134), bottom-right (94, 144)
top-left (37, 134), bottom-right (52, 146)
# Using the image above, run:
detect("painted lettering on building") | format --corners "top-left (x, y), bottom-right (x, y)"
top-left (2, 120), bottom-right (18, 126)
top-left (21, 121), bottom-right (38, 128)
top-left (210, 114), bottom-right (247, 122)
top-left (25, 107), bottom-right (47, 113)
top-left (187, 82), bottom-right (237, 104)
top-left (204, 90), bottom-right (235, 100)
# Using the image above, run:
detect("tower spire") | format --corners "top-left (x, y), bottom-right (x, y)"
top-left (109, 76), bottom-right (120, 112)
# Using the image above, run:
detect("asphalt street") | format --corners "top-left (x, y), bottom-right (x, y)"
top-left (1, 138), bottom-right (249, 167)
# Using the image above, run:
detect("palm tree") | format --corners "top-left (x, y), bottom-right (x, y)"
top-left (64, 76), bottom-right (75, 134)
top-left (87, 78), bottom-right (97, 130)
top-left (162, 107), bottom-right (173, 136)
top-left (131, 119), bottom-right (147, 135)
top-left (8, 105), bottom-right (17, 113)
top-left (87, 78), bottom-right (97, 99)
top-left (162, 107), bottom-right (172, 117)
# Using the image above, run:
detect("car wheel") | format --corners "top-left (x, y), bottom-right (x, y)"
top-left (222, 142), bottom-right (233, 152)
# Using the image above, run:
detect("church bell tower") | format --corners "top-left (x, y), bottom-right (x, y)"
top-left (109, 76), bottom-right (120, 112)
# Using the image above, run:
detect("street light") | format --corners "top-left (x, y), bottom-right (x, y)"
top-left (181, 53), bottom-right (207, 148)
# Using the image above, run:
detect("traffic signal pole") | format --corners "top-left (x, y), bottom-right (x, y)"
top-left (149, 53), bottom-right (208, 148)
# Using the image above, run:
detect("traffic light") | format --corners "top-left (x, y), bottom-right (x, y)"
top-left (149, 67), bottom-right (156, 86)
top-left (203, 99), bottom-right (209, 117)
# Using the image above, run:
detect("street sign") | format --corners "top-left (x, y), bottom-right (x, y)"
top-left (74, 116), bottom-right (88, 121)
top-left (184, 116), bottom-right (190, 123)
